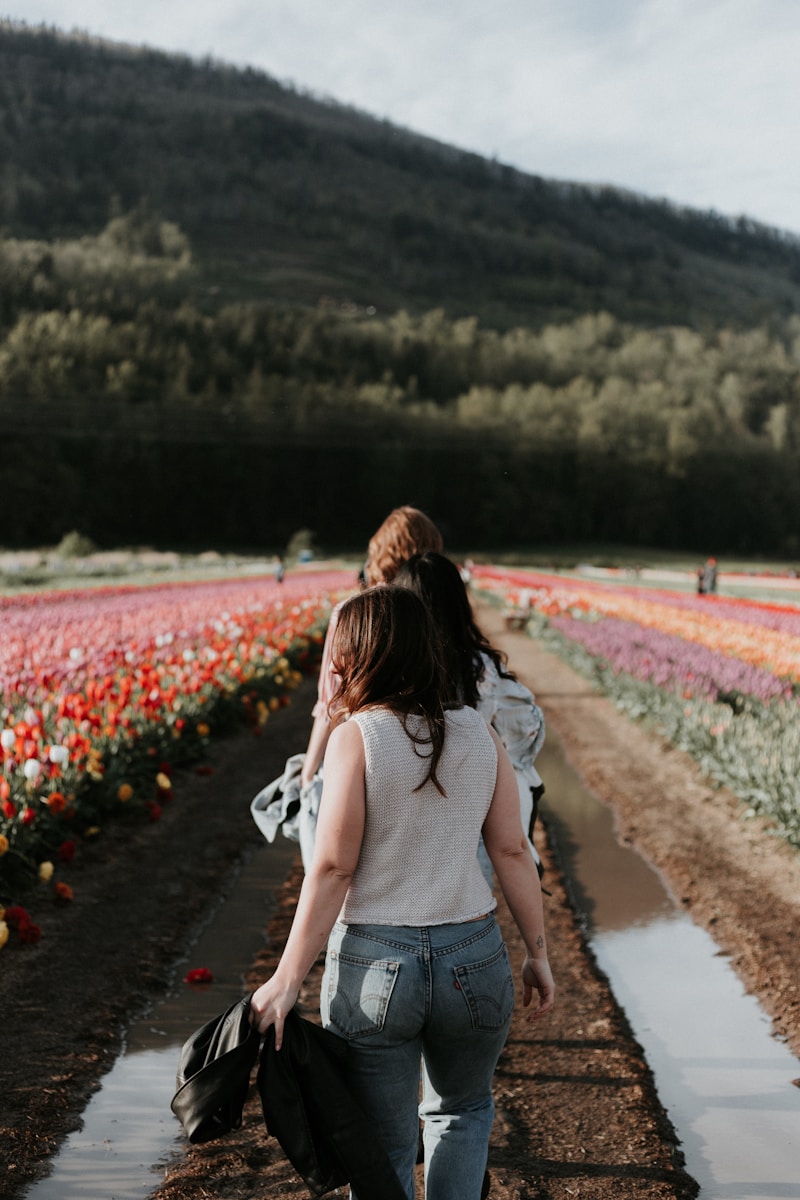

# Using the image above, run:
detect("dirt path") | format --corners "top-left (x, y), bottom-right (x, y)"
top-left (478, 603), bottom-right (800, 1059)
top-left (154, 827), bottom-right (697, 1200)
top-left (0, 680), bottom-right (321, 1197)
top-left (3, 615), bottom-right (798, 1199)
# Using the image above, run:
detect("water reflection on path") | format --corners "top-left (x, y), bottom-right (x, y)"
top-left (22, 732), bottom-right (800, 1200)
top-left (539, 733), bottom-right (800, 1200)
top-left (24, 838), bottom-right (298, 1200)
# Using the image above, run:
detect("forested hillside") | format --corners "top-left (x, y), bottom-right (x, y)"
top-left (3, 20), bottom-right (800, 330)
top-left (1, 21), bottom-right (800, 556)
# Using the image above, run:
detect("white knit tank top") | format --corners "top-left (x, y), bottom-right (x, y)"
top-left (339, 705), bottom-right (498, 926)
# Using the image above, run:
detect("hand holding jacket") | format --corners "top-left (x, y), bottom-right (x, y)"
top-left (250, 973), bottom-right (301, 1046)
top-left (172, 999), bottom-right (407, 1198)
top-left (251, 720), bottom-right (366, 1049)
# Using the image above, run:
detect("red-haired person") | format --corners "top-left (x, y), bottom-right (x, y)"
top-left (297, 507), bottom-right (442, 864)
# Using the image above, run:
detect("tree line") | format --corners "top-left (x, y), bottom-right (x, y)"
top-left (1, 220), bottom-right (799, 557)
top-left (3, 21), bottom-right (800, 558)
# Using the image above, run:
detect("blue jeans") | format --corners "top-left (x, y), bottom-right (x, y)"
top-left (321, 915), bottom-right (514, 1200)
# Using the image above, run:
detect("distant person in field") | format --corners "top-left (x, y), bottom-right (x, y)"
top-left (297, 506), bottom-right (443, 864)
top-left (703, 557), bottom-right (718, 594)
top-left (395, 552), bottom-right (546, 881)
top-left (250, 584), bottom-right (555, 1200)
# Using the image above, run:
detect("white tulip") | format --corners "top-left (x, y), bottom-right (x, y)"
top-left (23, 758), bottom-right (43, 781)
top-left (48, 745), bottom-right (69, 766)
top-left (1, 729), bottom-right (16, 751)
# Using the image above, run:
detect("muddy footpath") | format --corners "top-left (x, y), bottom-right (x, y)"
top-left (2, 606), bottom-right (799, 1199)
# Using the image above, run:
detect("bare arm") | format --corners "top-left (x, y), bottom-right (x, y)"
top-left (300, 709), bottom-right (332, 788)
top-left (250, 719), bottom-right (366, 1045)
top-left (300, 606), bottom-right (341, 788)
top-left (482, 727), bottom-right (555, 1020)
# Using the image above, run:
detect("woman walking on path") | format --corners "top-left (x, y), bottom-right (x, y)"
top-left (395, 551), bottom-right (546, 879)
top-left (300, 505), bottom-right (443, 790)
top-left (296, 507), bottom-right (443, 866)
top-left (250, 585), bottom-right (555, 1200)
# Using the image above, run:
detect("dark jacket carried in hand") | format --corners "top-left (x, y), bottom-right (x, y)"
top-left (171, 997), bottom-right (405, 1200)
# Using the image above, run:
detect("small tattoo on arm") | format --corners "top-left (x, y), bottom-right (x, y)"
top-left (536, 936), bottom-right (544, 949)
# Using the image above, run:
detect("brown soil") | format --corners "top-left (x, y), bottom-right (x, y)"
top-left (482, 607), bottom-right (800, 1060)
top-left (2, 606), bottom-right (799, 1200)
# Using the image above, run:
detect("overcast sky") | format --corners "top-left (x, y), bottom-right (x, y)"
top-left (9, 0), bottom-right (800, 235)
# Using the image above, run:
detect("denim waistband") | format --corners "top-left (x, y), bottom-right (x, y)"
top-left (331, 914), bottom-right (499, 958)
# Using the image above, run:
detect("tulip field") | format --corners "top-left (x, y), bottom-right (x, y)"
top-left (0, 569), bottom-right (355, 946)
top-left (472, 565), bottom-right (800, 850)
top-left (4, 558), bottom-right (799, 951)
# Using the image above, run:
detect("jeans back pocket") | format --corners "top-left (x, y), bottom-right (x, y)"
top-left (323, 950), bottom-right (400, 1039)
top-left (453, 943), bottom-right (514, 1031)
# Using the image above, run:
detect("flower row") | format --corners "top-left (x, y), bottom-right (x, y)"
top-left (547, 613), bottom-right (794, 705)
top-left (542, 625), bottom-right (800, 847)
top-left (0, 570), bottom-right (355, 946)
top-left (473, 566), bottom-right (800, 848)
top-left (473, 566), bottom-right (800, 686)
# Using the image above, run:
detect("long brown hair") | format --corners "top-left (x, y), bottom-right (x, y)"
top-left (364, 506), bottom-right (443, 586)
top-left (394, 552), bottom-right (514, 708)
top-left (330, 585), bottom-right (448, 794)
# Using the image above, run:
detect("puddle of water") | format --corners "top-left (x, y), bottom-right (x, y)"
top-left (539, 734), bottom-right (800, 1200)
top-left (21, 728), bottom-right (800, 1200)
top-left (24, 837), bottom-right (298, 1200)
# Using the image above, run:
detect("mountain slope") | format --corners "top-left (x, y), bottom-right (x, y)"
top-left (2, 20), bottom-right (800, 329)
